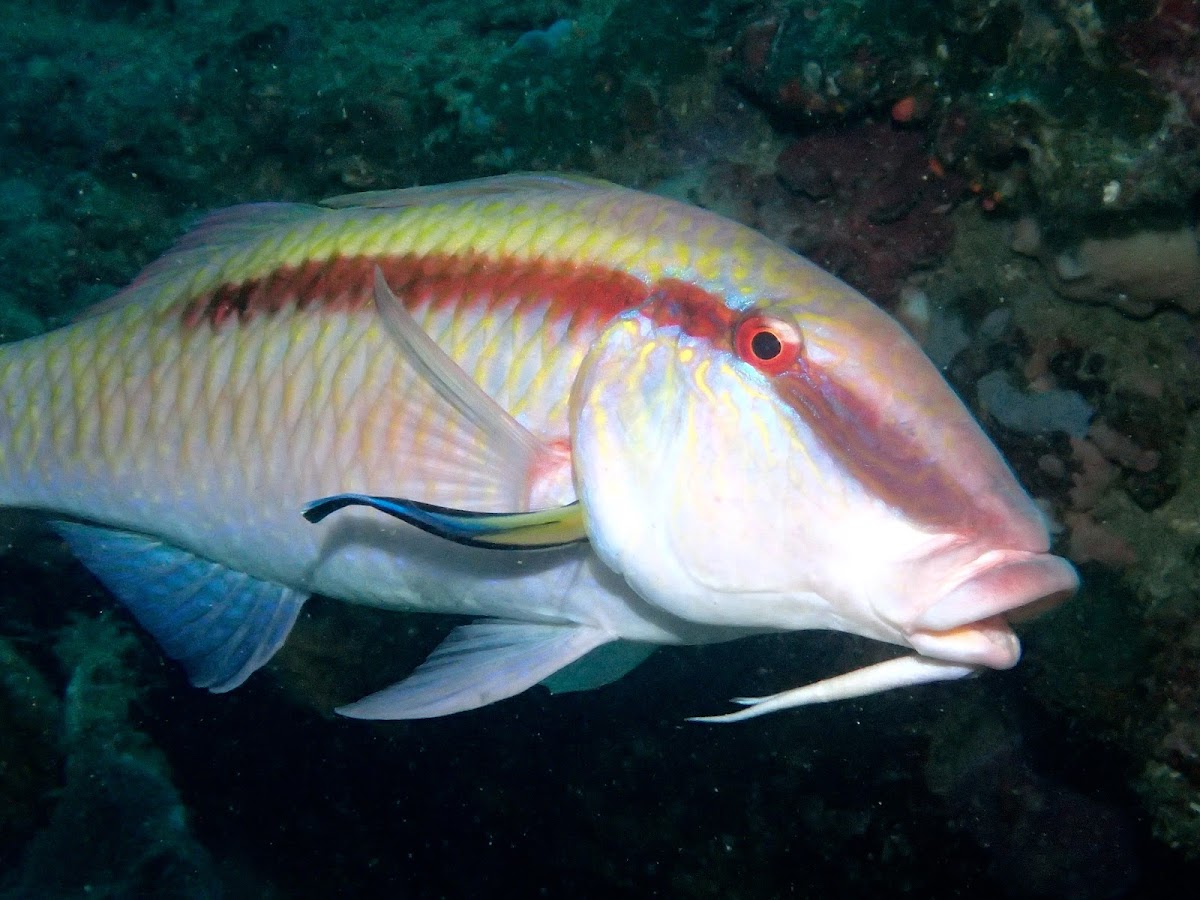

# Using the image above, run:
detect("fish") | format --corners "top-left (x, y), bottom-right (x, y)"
top-left (0, 173), bottom-right (1079, 722)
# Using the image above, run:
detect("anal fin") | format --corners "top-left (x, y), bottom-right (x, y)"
top-left (54, 522), bottom-right (306, 692)
top-left (338, 620), bottom-right (610, 720)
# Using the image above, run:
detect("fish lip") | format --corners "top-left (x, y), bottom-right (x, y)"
top-left (913, 549), bottom-right (1080, 634)
top-left (908, 615), bottom-right (1022, 670)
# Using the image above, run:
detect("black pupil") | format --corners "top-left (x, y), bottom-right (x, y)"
top-left (750, 329), bottom-right (782, 360)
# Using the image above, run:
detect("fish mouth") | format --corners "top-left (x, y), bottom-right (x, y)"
top-left (689, 547), bottom-right (1080, 724)
top-left (905, 549), bottom-right (1080, 670)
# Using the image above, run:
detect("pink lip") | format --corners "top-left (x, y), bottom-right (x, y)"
top-left (915, 550), bottom-right (1080, 633)
top-left (909, 615), bottom-right (1023, 669)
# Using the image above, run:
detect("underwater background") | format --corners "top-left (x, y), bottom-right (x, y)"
top-left (1, 0), bottom-right (1199, 896)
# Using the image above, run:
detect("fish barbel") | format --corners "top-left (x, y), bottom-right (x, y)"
top-left (0, 174), bottom-right (1078, 721)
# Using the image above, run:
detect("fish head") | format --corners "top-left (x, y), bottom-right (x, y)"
top-left (569, 263), bottom-right (1078, 672)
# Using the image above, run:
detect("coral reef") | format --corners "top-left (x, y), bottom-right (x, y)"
top-left (0, 633), bottom-right (60, 856)
top-left (731, 0), bottom-right (1200, 242)
top-left (698, 122), bottom-right (964, 303)
top-left (1, 614), bottom-right (233, 897)
top-left (1113, 0), bottom-right (1200, 126)
top-left (731, 2), bottom-right (941, 123)
top-left (975, 369), bottom-right (1094, 438)
top-left (1013, 218), bottom-right (1200, 316)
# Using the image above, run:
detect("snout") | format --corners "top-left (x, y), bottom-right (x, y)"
top-left (898, 549), bottom-right (1078, 670)
top-left (917, 550), bottom-right (1080, 633)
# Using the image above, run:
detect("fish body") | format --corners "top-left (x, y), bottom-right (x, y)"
top-left (0, 175), bottom-right (1077, 720)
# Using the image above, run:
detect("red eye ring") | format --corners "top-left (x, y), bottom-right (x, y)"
top-left (733, 314), bottom-right (802, 375)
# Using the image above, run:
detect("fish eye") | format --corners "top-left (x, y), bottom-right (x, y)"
top-left (733, 314), bottom-right (802, 375)
top-left (751, 330), bottom-right (782, 360)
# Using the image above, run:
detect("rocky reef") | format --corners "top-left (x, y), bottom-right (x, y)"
top-left (0, 591), bottom-right (232, 896)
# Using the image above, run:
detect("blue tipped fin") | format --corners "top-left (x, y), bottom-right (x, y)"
top-left (53, 522), bottom-right (306, 692)
top-left (337, 620), bottom-right (610, 720)
top-left (304, 494), bottom-right (586, 550)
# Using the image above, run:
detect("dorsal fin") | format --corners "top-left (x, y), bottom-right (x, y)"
top-left (166, 201), bottom-right (325, 253)
top-left (71, 201), bottom-right (326, 322)
top-left (319, 172), bottom-right (619, 210)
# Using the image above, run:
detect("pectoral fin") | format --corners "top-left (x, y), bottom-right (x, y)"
top-left (371, 267), bottom-right (546, 468)
top-left (303, 494), bottom-right (586, 550)
top-left (338, 620), bottom-right (611, 720)
top-left (306, 274), bottom-right (586, 548)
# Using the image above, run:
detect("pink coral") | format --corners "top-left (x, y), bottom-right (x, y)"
top-left (1063, 510), bottom-right (1137, 568)
top-left (1057, 420), bottom-right (1163, 568)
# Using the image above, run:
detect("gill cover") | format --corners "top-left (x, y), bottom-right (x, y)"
top-left (568, 301), bottom-right (832, 633)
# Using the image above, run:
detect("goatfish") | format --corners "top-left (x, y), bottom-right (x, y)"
top-left (0, 174), bottom-right (1078, 722)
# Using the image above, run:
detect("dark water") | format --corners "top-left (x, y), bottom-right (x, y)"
top-left (3, 1), bottom-right (1200, 897)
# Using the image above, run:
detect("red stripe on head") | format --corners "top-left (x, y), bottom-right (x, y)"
top-left (775, 362), bottom-right (997, 537)
top-left (639, 278), bottom-right (738, 340)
